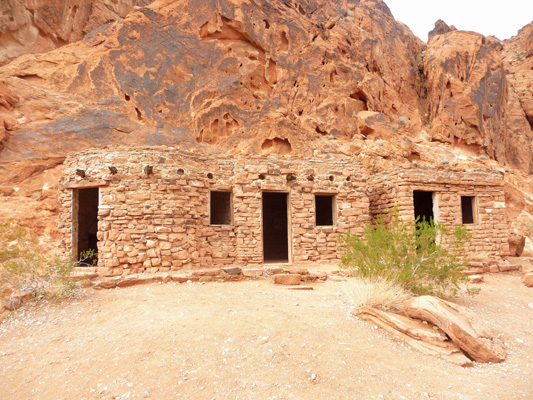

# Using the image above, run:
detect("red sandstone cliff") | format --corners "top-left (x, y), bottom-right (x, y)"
top-left (0, 0), bottom-right (154, 65)
top-left (0, 0), bottom-right (531, 250)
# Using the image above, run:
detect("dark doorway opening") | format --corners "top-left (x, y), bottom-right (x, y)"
top-left (262, 192), bottom-right (289, 263)
top-left (413, 191), bottom-right (434, 223)
top-left (75, 188), bottom-right (99, 262)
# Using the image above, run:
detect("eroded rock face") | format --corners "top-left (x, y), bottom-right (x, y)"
top-left (0, 0), bottom-right (426, 168)
top-left (0, 0), bottom-right (154, 65)
top-left (427, 19), bottom-right (456, 42)
top-left (504, 23), bottom-right (533, 125)
top-left (0, 80), bottom-right (18, 150)
top-left (421, 29), bottom-right (533, 174)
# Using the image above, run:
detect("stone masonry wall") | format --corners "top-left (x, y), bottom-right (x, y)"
top-left (59, 147), bottom-right (369, 276)
top-left (369, 169), bottom-right (509, 257)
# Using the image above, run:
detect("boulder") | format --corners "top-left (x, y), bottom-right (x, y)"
top-left (242, 269), bottom-right (263, 278)
top-left (1, 292), bottom-right (33, 311)
top-left (222, 267), bottom-right (242, 275)
top-left (116, 276), bottom-right (162, 288)
top-left (404, 296), bottom-right (506, 363)
top-left (468, 275), bottom-right (484, 284)
top-left (355, 111), bottom-right (391, 138)
top-left (273, 274), bottom-right (301, 286)
top-left (355, 306), bottom-right (472, 367)
top-left (283, 267), bottom-right (309, 275)
top-left (509, 233), bottom-right (526, 257)
top-left (192, 268), bottom-right (221, 276)
top-left (523, 262), bottom-right (533, 274)
top-left (522, 273), bottom-right (533, 288)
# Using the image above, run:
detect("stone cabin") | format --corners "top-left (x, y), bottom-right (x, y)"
top-left (59, 147), bottom-right (509, 276)
top-left (369, 169), bottom-right (509, 256)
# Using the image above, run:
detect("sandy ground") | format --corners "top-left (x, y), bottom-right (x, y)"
top-left (0, 274), bottom-right (532, 400)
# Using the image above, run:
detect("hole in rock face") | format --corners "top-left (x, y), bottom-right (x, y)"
top-left (135, 107), bottom-right (143, 120)
top-left (346, 176), bottom-right (351, 182)
top-left (307, 175), bottom-right (315, 181)
top-left (177, 169), bottom-right (185, 175)
top-left (125, 94), bottom-right (130, 101)
top-left (279, 31), bottom-right (289, 52)
top-left (258, 174), bottom-right (266, 180)
top-left (329, 175), bottom-right (334, 181)
top-left (264, 20), bottom-right (270, 29)
top-left (408, 153), bottom-right (421, 162)
top-left (350, 90), bottom-right (369, 111)
top-left (316, 126), bottom-right (327, 135)
top-left (207, 173), bottom-right (214, 179)
top-left (200, 15), bottom-right (248, 42)
top-left (330, 69), bottom-right (337, 83)
top-left (261, 138), bottom-right (292, 155)
top-left (266, 59), bottom-right (278, 84)
top-left (286, 174), bottom-right (297, 181)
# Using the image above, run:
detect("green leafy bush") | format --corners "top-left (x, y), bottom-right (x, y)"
top-left (0, 220), bottom-right (79, 302)
top-left (339, 208), bottom-right (472, 298)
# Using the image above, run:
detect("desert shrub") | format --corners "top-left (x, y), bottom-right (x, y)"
top-left (397, 116), bottom-right (409, 126)
top-left (526, 218), bottom-right (533, 237)
top-left (339, 208), bottom-right (472, 298)
top-left (0, 220), bottom-right (79, 302)
top-left (343, 277), bottom-right (412, 311)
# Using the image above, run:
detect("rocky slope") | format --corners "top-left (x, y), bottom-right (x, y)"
top-left (0, 0), bottom-right (531, 249)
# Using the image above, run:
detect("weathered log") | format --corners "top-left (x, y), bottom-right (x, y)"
top-left (354, 306), bottom-right (473, 367)
top-left (404, 296), bottom-right (507, 363)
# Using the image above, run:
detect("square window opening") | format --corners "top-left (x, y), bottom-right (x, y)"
top-left (315, 195), bottom-right (335, 226)
top-left (413, 190), bottom-right (435, 223)
top-left (461, 196), bottom-right (477, 225)
top-left (210, 191), bottom-right (232, 225)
